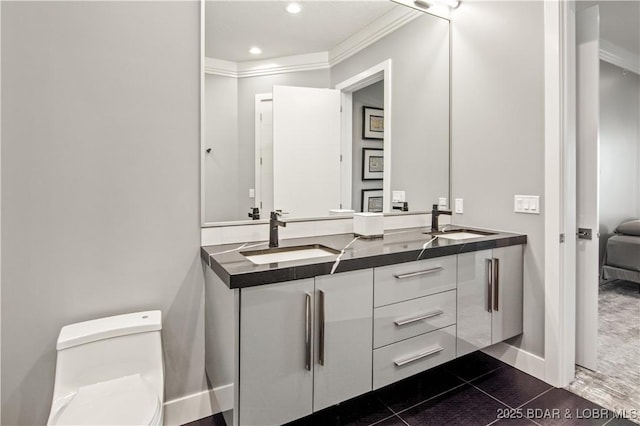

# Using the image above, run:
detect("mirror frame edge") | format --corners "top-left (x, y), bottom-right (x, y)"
top-left (199, 0), bottom-right (452, 227)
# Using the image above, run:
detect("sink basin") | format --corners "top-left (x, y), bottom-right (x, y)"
top-left (241, 244), bottom-right (341, 265)
top-left (428, 229), bottom-right (498, 241)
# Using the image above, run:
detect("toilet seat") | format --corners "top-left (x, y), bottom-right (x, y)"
top-left (48, 374), bottom-right (161, 426)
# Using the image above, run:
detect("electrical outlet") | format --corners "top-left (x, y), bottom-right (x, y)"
top-left (438, 197), bottom-right (447, 208)
top-left (249, 188), bottom-right (255, 198)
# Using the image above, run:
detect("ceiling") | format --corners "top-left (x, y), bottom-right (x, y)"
top-left (205, 1), bottom-right (398, 63)
top-left (576, 1), bottom-right (640, 55)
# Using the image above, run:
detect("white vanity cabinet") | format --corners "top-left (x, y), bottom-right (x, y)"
top-left (238, 269), bottom-right (373, 426)
top-left (204, 238), bottom-right (526, 426)
top-left (372, 256), bottom-right (457, 389)
top-left (456, 245), bottom-right (524, 357)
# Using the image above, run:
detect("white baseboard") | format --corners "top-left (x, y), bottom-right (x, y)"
top-left (482, 342), bottom-right (546, 383)
top-left (163, 383), bottom-right (233, 426)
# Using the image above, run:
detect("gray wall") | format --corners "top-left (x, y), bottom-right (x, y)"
top-left (331, 13), bottom-right (450, 212)
top-left (451, 1), bottom-right (545, 357)
top-left (598, 60), bottom-right (640, 262)
top-left (204, 74), bottom-right (240, 223)
top-left (1, 2), bottom-right (204, 425)
top-left (352, 81), bottom-right (385, 212)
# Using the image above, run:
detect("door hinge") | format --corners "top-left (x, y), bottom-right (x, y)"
top-left (260, 157), bottom-right (263, 165)
top-left (340, 154), bottom-right (343, 162)
top-left (260, 113), bottom-right (262, 122)
top-left (340, 105), bottom-right (343, 113)
top-left (559, 233), bottom-right (565, 243)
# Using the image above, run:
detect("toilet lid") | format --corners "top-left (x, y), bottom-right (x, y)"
top-left (49, 374), bottom-right (161, 426)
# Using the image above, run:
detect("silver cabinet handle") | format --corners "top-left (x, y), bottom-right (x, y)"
top-left (394, 309), bottom-right (444, 326)
top-left (305, 292), bottom-right (312, 371)
top-left (393, 267), bottom-right (444, 280)
top-left (493, 257), bottom-right (500, 311)
top-left (486, 259), bottom-right (493, 313)
top-left (394, 345), bottom-right (444, 367)
top-left (318, 290), bottom-right (325, 366)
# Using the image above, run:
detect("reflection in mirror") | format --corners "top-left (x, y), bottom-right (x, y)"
top-left (202, 1), bottom-right (450, 225)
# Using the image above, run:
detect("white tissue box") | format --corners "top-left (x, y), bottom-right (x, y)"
top-left (353, 212), bottom-right (384, 238)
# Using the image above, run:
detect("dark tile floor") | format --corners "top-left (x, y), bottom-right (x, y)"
top-left (185, 352), bottom-right (637, 426)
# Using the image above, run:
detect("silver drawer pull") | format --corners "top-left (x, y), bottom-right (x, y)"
top-left (394, 310), bottom-right (444, 326)
top-left (393, 267), bottom-right (444, 280)
top-left (394, 345), bottom-right (444, 367)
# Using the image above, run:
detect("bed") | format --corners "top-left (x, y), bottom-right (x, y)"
top-left (601, 219), bottom-right (640, 284)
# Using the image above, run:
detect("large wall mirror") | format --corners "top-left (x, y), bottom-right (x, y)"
top-left (201, 0), bottom-right (450, 226)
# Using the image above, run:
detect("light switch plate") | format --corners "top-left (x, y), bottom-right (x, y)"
top-left (392, 191), bottom-right (406, 203)
top-left (249, 188), bottom-right (255, 198)
top-left (514, 195), bottom-right (540, 214)
top-left (455, 198), bottom-right (463, 214)
top-left (438, 197), bottom-right (447, 208)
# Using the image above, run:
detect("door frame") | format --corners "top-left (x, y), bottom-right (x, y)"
top-left (544, 0), bottom-right (578, 387)
top-left (335, 60), bottom-right (392, 212)
top-left (254, 93), bottom-right (273, 215)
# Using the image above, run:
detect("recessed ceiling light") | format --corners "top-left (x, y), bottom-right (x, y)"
top-left (249, 46), bottom-right (262, 55)
top-left (286, 3), bottom-right (302, 14)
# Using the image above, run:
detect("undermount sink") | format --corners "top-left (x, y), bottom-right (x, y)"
top-left (428, 229), bottom-right (498, 240)
top-left (241, 244), bottom-right (341, 265)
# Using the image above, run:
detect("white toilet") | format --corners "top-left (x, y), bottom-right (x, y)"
top-left (47, 311), bottom-right (165, 426)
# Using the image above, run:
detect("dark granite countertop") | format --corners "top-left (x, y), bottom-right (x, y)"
top-left (201, 226), bottom-right (527, 289)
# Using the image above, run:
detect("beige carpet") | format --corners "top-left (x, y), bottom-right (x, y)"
top-left (567, 280), bottom-right (640, 424)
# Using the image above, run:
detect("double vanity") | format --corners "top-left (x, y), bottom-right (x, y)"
top-left (201, 225), bottom-right (526, 426)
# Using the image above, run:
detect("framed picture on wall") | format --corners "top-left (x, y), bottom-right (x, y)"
top-left (361, 189), bottom-right (383, 213)
top-left (362, 148), bottom-right (383, 180)
top-left (362, 106), bottom-right (384, 140)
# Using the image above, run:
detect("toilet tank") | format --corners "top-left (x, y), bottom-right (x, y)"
top-left (52, 311), bottom-right (164, 401)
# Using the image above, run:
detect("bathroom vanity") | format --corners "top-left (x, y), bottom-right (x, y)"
top-left (202, 227), bottom-right (526, 426)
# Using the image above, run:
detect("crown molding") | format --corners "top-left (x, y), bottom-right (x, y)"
top-left (600, 39), bottom-right (640, 75)
top-left (205, 52), bottom-right (329, 79)
top-left (329, 7), bottom-right (422, 66)
top-left (204, 7), bottom-right (420, 79)
top-left (204, 57), bottom-right (238, 78)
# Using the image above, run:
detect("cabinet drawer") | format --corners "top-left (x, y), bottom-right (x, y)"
top-left (374, 256), bottom-right (456, 307)
top-left (372, 325), bottom-right (456, 390)
top-left (373, 290), bottom-right (456, 348)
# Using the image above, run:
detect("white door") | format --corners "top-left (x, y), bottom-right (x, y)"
top-left (575, 5), bottom-right (600, 371)
top-left (255, 95), bottom-right (274, 216)
top-left (273, 85), bottom-right (341, 217)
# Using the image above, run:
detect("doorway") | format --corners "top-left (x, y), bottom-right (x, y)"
top-left (571, 1), bottom-right (640, 414)
top-left (335, 60), bottom-right (392, 213)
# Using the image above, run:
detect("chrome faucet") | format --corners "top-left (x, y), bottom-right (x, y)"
top-left (269, 211), bottom-right (287, 248)
top-left (431, 204), bottom-right (452, 233)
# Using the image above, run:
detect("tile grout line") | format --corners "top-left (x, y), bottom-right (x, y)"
top-left (517, 386), bottom-right (555, 409)
top-left (450, 364), bottom-right (505, 385)
top-left (395, 413), bottom-right (411, 426)
top-left (367, 413), bottom-right (404, 426)
top-left (467, 380), bottom-right (512, 409)
top-left (388, 382), bottom-right (469, 417)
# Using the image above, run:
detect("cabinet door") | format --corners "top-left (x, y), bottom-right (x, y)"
top-left (239, 279), bottom-right (315, 426)
top-left (492, 245), bottom-right (524, 343)
top-left (314, 269), bottom-right (373, 411)
top-left (457, 250), bottom-right (493, 357)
